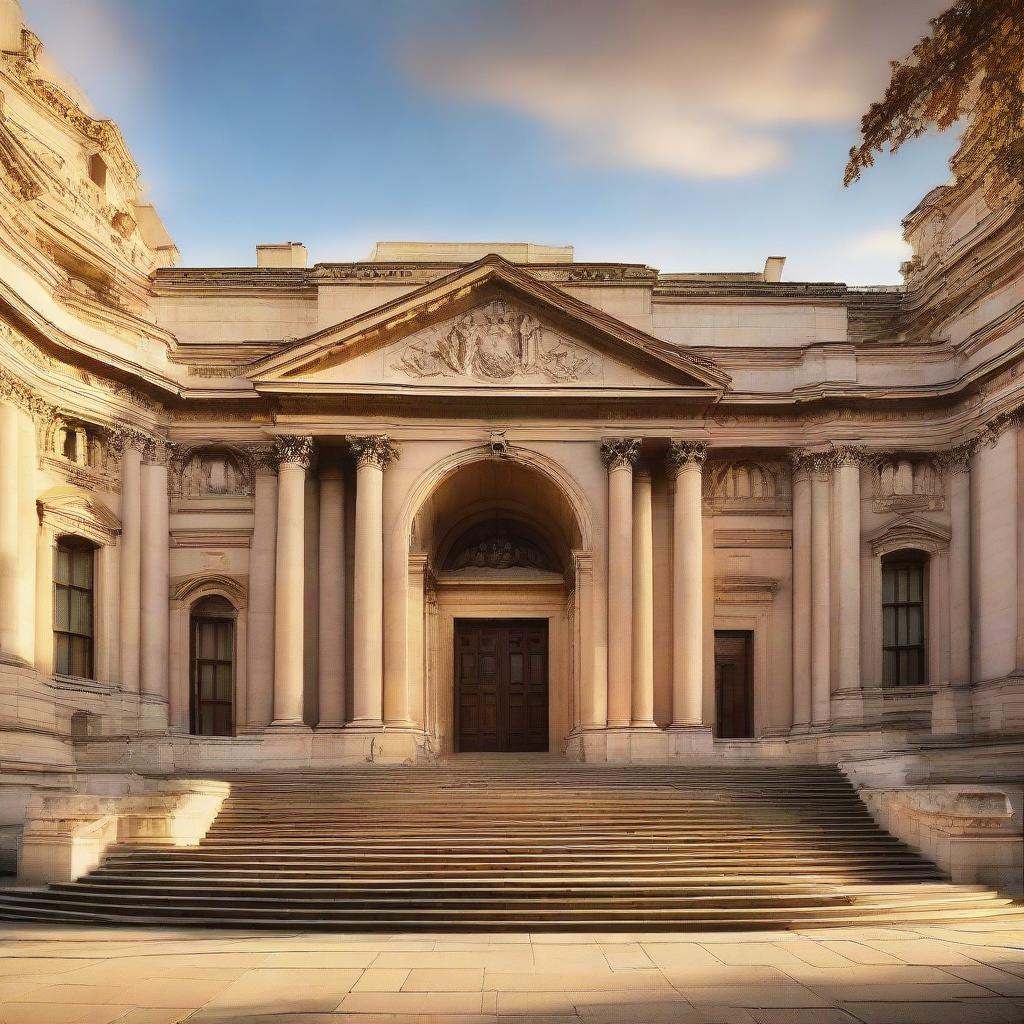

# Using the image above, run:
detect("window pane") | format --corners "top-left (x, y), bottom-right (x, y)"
top-left (198, 623), bottom-right (216, 660)
top-left (883, 649), bottom-right (897, 685)
top-left (55, 634), bottom-right (70, 675)
top-left (71, 550), bottom-right (92, 588)
top-left (907, 651), bottom-right (920, 686)
top-left (882, 569), bottom-right (895, 603)
top-left (216, 623), bottom-right (232, 661)
top-left (883, 607), bottom-right (896, 646)
top-left (908, 566), bottom-right (922, 602)
top-left (70, 590), bottom-right (90, 634)
top-left (54, 587), bottom-right (70, 631)
top-left (908, 605), bottom-right (923, 645)
top-left (896, 569), bottom-right (908, 603)
top-left (216, 663), bottom-right (231, 701)
top-left (897, 607), bottom-right (907, 647)
top-left (509, 653), bottom-right (523, 684)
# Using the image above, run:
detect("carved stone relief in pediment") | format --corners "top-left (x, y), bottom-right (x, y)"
top-left (388, 298), bottom-right (598, 384)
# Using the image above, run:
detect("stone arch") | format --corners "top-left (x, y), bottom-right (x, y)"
top-left (400, 443), bottom-right (593, 554)
top-left (401, 444), bottom-right (593, 755)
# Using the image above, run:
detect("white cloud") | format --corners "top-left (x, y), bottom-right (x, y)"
top-left (403, 0), bottom-right (948, 180)
top-left (847, 227), bottom-right (912, 259)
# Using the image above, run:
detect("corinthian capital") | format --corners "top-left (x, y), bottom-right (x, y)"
top-left (108, 424), bottom-right (151, 456)
top-left (599, 438), bottom-right (641, 469)
top-left (665, 439), bottom-right (707, 476)
top-left (938, 440), bottom-right (975, 475)
top-left (831, 444), bottom-right (865, 467)
top-left (791, 448), bottom-right (837, 478)
top-left (347, 433), bottom-right (399, 469)
top-left (273, 435), bottom-right (315, 470)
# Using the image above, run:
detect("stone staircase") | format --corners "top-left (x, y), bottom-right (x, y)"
top-left (0, 757), bottom-right (1020, 930)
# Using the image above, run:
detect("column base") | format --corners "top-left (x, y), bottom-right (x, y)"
top-left (346, 719), bottom-right (384, 730)
top-left (267, 720), bottom-right (312, 732)
top-left (629, 720), bottom-right (659, 729)
top-left (314, 723), bottom-right (347, 732)
top-left (383, 720), bottom-right (422, 731)
top-left (666, 725), bottom-right (714, 755)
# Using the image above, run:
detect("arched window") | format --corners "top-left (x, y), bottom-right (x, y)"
top-left (190, 596), bottom-right (235, 736)
top-left (881, 551), bottom-right (928, 686)
top-left (54, 537), bottom-right (96, 678)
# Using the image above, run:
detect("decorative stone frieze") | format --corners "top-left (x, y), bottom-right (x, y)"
top-left (347, 434), bottom-right (399, 469)
top-left (865, 453), bottom-right (944, 512)
top-left (600, 438), bottom-right (641, 469)
top-left (703, 459), bottom-right (790, 514)
top-left (665, 440), bottom-right (706, 476)
top-left (273, 435), bottom-right (316, 469)
top-left (244, 443), bottom-right (279, 474)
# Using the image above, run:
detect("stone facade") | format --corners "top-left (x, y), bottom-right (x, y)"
top-left (1, 1), bottom-right (1023, 850)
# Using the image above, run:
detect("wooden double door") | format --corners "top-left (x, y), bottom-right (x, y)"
top-left (456, 619), bottom-right (549, 752)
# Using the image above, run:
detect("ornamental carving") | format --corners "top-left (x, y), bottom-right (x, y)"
top-left (600, 438), bottom-right (641, 469)
top-left (867, 454), bottom-right (944, 512)
top-left (391, 298), bottom-right (594, 383)
top-left (703, 460), bottom-right (790, 514)
top-left (173, 448), bottom-right (252, 499)
top-left (444, 520), bottom-right (556, 573)
top-left (666, 440), bottom-right (707, 475)
top-left (107, 425), bottom-right (150, 456)
top-left (347, 434), bottom-right (399, 469)
top-left (790, 448), bottom-right (838, 478)
top-left (273, 435), bottom-right (315, 469)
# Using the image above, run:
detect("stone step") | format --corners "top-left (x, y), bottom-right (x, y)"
top-left (4, 763), bottom-right (1016, 931)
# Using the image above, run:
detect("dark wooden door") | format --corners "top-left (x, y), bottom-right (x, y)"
top-left (456, 619), bottom-right (549, 752)
top-left (714, 630), bottom-right (753, 739)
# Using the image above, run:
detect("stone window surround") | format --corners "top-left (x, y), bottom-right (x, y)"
top-left (36, 491), bottom-right (120, 686)
top-left (864, 516), bottom-right (951, 692)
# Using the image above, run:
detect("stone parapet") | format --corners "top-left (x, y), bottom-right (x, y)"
top-left (17, 778), bottom-right (230, 884)
top-left (857, 785), bottom-right (1024, 897)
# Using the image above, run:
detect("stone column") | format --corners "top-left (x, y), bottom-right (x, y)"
top-left (809, 453), bottom-right (833, 729)
top-left (16, 411), bottom-right (36, 660)
top-left (112, 428), bottom-right (146, 693)
top-left (667, 440), bottom-right (707, 727)
top-left (245, 448), bottom-right (277, 730)
top-left (0, 401), bottom-right (20, 660)
top-left (1017, 425), bottom-right (1024, 675)
top-left (349, 434), bottom-right (399, 727)
top-left (935, 443), bottom-right (973, 734)
top-left (34, 522), bottom-right (55, 677)
top-left (140, 441), bottom-right (170, 713)
top-left (833, 447), bottom-right (863, 715)
top-left (317, 463), bottom-right (346, 728)
top-left (631, 468), bottom-right (655, 726)
top-left (271, 436), bottom-right (314, 729)
top-left (601, 438), bottom-right (639, 727)
top-left (790, 455), bottom-right (812, 731)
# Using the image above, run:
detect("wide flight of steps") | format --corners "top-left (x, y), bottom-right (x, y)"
top-left (1, 758), bottom-right (1019, 930)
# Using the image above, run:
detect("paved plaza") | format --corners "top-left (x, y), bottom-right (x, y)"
top-left (0, 919), bottom-right (1022, 1024)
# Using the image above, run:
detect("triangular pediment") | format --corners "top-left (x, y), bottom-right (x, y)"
top-left (250, 255), bottom-right (729, 397)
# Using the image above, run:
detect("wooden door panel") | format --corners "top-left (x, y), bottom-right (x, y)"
top-left (456, 619), bottom-right (548, 752)
top-left (714, 631), bottom-right (753, 739)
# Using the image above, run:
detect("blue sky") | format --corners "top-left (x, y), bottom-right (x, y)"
top-left (22, 0), bottom-right (957, 283)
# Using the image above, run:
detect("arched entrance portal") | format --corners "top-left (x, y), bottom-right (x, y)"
top-left (411, 456), bottom-right (587, 753)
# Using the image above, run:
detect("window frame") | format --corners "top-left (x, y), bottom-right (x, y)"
top-left (53, 536), bottom-right (96, 680)
top-left (881, 552), bottom-right (928, 687)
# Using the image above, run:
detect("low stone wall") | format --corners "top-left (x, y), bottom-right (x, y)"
top-left (18, 779), bottom-right (230, 885)
top-left (857, 784), bottom-right (1024, 897)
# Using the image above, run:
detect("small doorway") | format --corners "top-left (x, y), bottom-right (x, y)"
top-left (190, 596), bottom-right (235, 736)
top-left (714, 630), bottom-right (753, 738)
top-left (455, 619), bottom-right (549, 752)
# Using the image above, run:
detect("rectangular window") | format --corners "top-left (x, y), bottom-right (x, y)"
top-left (54, 539), bottom-right (95, 678)
top-left (882, 558), bottom-right (926, 686)
top-left (191, 617), bottom-right (234, 736)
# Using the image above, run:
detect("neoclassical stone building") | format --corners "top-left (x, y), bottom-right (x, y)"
top-left (1, 0), bottom-right (1023, 829)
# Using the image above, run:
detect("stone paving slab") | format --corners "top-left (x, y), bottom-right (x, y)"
top-left (0, 920), bottom-right (1021, 1023)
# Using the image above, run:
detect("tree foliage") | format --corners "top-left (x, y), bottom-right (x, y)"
top-left (846, 0), bottom-right (1024, 198)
